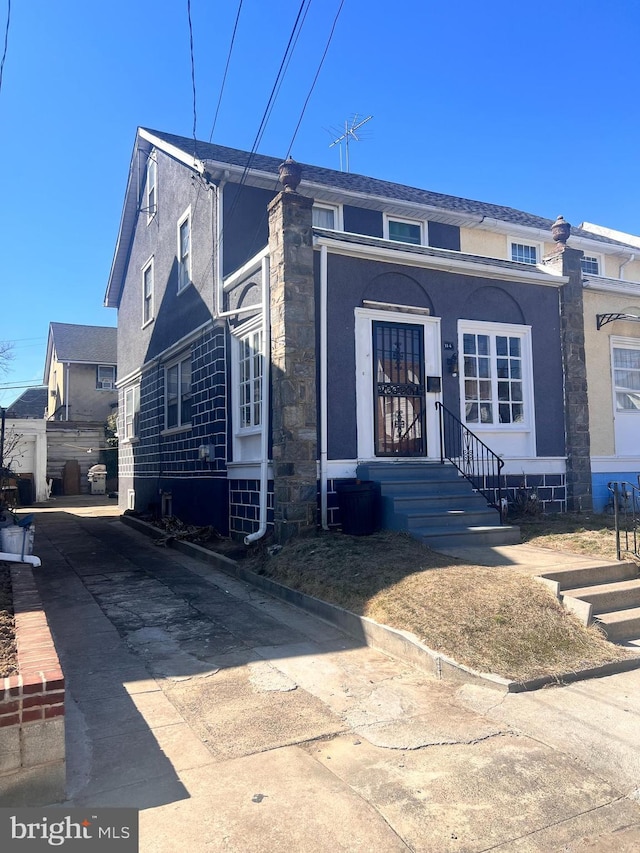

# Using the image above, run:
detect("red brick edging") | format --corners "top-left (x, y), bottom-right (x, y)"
top-left (1, 565), bottom-right (64, 728)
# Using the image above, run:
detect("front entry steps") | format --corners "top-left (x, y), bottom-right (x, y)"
top-left (356, 461), bottom-right (520, 549)
top-left (539, 561), bottom-right (640, 644)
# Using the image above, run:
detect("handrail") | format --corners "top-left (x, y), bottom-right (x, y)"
top-left (435, 401), bottom-right (505, 520)
top-left (607, 479), bottom-right (640, 561)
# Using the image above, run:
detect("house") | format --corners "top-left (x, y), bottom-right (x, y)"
top-left (4, 387), bottom-right (48, 420)
top-left (105, 127), bottom-right (640, 542)
top-left (43, 322), bottom-right (118, 494)
top-left (577, 223), bottom-right (640, 511)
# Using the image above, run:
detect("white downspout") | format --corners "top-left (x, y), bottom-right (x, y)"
top-left (244, 254), bottom-right (271, 544)
top-left (619, 253), bottom-right (636, 280)
top-left (64, 362), bottom-right (70, 421)
top-left (320, 244), bottom-right (329, 529)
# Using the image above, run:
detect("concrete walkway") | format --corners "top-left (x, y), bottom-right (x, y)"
top-left (21, 498), bottom-right (640, 851)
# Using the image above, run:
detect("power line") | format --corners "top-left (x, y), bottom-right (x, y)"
top-left (208, 0), bottom-right (244, 143)
top-left (287, 0), bottom-right (346, 158)
top-left (187, 0), bottom-right (198, 154)
top-left (0, 0), bottom-right (10, 95)
top-left (223, 0), bottom-right (310, 235)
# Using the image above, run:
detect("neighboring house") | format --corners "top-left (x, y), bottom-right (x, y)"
top-left (578, 223), bottom-right (640, 511)
top-left (105, 127), bottom-right (640, 540)
top-left (4, 387), bottom-right (48, 419)
top-left (43, 322), bottom-right (118, 493)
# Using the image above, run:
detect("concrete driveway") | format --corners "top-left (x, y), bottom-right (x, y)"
top-left (25, 497), bottom-right (640, 852)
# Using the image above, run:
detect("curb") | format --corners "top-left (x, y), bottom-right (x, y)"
top-left (120, 514), bottom-right (640, 693)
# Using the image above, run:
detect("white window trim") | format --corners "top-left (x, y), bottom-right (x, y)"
top-left (383, 214), bottom-right (426, 246)
top-left (177, 205), bottom-right (192, 293)
top-left (611, 335), bottom-right (640, 415)
top-left (123, 383), bottom-right (140, 443)
top-left (312, 203), bottom-right (343, 231)
top-left (141, 256), bottom-right (154, 328)
top-left (163, 353), bottom-right (192, 433)
top-left (581, 253), bottom-right (603, 277)
top-left (230, 316), bottom-right (264, 437)
top-left (146, 151), bottom-right (157, 224)
top-left (458, 319), bottom-right (535, 447)
top-left (96, 365), bottom-right (116, 391)
top-left (508, 237), bottom-right (542, 266)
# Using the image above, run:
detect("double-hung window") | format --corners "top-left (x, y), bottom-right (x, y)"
top-left (142, 259), bottom-right (154, 326)
top-left (177, 208), bottom-right (191, 292)
top-left (165, 355), bottom-right (192, 430)
top-left (613, 346), bottom-right (640, 411)
top-left (461, 324), bottom-right (531, 426)
top-left (124, 384), bottom-right (140, 440)
top-left (238, 329), bottom-right (263, 429)
top-left (146, 153), bottom-right (157, 222)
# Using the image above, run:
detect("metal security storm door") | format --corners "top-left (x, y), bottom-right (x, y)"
top-left (373, 321), bottom-right (426, 456)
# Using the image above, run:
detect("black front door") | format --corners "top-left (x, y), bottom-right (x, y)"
top-left (373, 321), bottom-right (426, 456)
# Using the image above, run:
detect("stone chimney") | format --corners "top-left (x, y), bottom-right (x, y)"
top-left (543, 216), bottom-right (592, 511)
top-left (268, 161), bottom-right (317, 542)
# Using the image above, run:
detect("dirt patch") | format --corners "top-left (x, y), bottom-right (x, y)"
top-left (0, 565), bottom-right (18, 678)
top-left (245, 530), bottom-right (631, 682)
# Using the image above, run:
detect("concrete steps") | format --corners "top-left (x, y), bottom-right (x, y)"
top-left (356, 461), bottom-right (519, 549)
top-left (539, 561), bottom-right (640, 644)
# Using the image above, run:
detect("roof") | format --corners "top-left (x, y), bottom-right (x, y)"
top-left (48, 323), bottom-right (117, 364)
top-left (4, 387), bottom-right (48, 419)
top-left (44, 323), bottom-right (117, 383)
top-left (144, 128), bottom-right (640, 251)
top-left (105, 126), bottom-right (640, 308)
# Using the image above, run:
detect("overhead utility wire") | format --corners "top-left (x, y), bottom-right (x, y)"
top-left (208, 0), bottom-right (244, 143)
top-left (0, 0), bottom-right (11, 95)
top-left (187, 0), bottom-right (198, 155)
top-left (286, 0), bottom-right (345, 158)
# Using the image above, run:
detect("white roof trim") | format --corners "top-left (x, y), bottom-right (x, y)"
top-left (313, 235), bottom-right (568, 287)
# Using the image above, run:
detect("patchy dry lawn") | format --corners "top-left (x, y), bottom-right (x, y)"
top-left (0, 565), bottom-right (17, 678)
top-left (247, 528), bottom-right (631, 682)
top-left (518, 512), bottom-right (620, 561)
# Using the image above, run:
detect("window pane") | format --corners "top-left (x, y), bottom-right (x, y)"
top-left (480, 404), bottom-right (493, 423)
top-left (463, 334), bottom-right (476, 355)
top-left (496, 336), bottom-right (508, 356)
top-left (313, 207), bottom-right (335, 229)
top-left (477, 335), bottom-right (490, 356)
top-left (509, 337), bottom-right (521, 357)
top-left (496, 358), bottom-right (509, 378)
top-left (388, 220), bottom-right (421, 245)
top-left (478, 358), bottom-right (490, 378)
top-left (511, 243), bottom-right (537, 264)
top-left (510, 361), bottom-right (522, 380)
top-left (499, 403), bottom-right (511, 423)
top-left (498, 381), bottom-right (510, 401)
top-left (464, 357), bottom-right (476, 378)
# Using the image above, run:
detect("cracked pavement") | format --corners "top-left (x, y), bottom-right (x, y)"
top-left (26, 500), bottom-right (640, 852)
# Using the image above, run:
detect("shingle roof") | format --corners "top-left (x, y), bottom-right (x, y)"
top-left (5, 387), bottom-right (48, 419)
top-left (144, 128), bottom-right (640, 251)
top-left (50, 323), bottom-right (117, 364)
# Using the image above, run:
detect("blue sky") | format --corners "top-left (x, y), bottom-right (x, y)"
top-left (1, 0), bottom-right (639, 406)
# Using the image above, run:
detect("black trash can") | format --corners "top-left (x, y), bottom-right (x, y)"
top-left (17, 477), bottom-right (33, 506)
top-left (336, 480), bottom-right (380, 536)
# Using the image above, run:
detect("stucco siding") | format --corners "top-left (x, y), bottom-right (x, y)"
top-left (117, 149), bottom-right (216, 379)
top-left (583, 288), bottom-right (640, 456)
top-left (323, 253), bottom-right (565, 461)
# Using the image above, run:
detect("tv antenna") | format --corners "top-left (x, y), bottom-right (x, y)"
top-left (329, 114), bottom-right (373, 172)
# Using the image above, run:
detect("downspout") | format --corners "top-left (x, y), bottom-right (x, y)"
top-left (319, 243), bottom-right (329, 529)
top-left (619, 253), bottom-right (636, 280)
top-left (215, 173), bottom-right (229, 316)
top-left (65, 363), bottom-right (70, 421)
top-left (244, 254), bottom-right (271, 544)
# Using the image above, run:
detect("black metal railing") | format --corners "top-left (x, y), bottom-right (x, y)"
top-left (436, 402), bottom-right (505, 520)
top-left (607, 479), bottom-right (640, 560)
